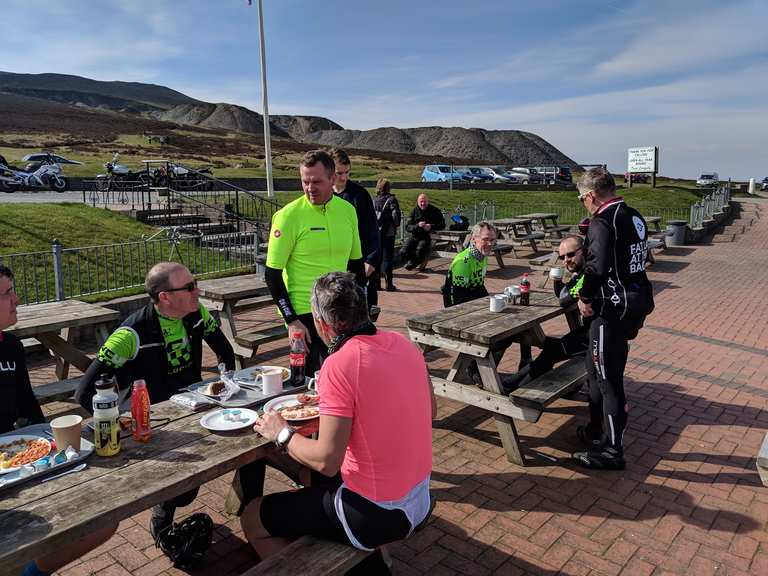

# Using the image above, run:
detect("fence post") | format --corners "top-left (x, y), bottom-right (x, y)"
top-left (52, 239), bottom-right (65, 301)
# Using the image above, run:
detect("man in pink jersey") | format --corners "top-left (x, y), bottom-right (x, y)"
top-left (241, 272), bottom-right (434, 563)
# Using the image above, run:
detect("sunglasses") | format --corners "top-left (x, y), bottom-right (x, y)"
top-left (578, 192), bottom-right (589, 203)
top-left (163, 280), bottom-right (197, 293)
top-left (558, 247), bottom-right (582, 260)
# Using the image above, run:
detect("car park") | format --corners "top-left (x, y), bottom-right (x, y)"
top-left (421, 164), bottom-right (464, 182)
top-left (531, 165), bottom-right (573, 184)
top-left (696, 172), bottom-right (719, 187)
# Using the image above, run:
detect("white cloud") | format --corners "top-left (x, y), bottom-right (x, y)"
top-left (594, 1), bottom-right (768, 78)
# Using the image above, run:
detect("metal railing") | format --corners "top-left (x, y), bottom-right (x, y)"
top-left (0, 229), bottom-right (262, 306)
top-left (689, 183), bottom-right (731, 229)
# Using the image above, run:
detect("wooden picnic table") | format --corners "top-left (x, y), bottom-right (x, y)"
top-left (10, 300), bottom-right (120, 380)
top-left (431, 229), bottom-right (471, 257)
top-left (516, 212), bottom-right (569, 239)
top-left (644, 216), bottom-right (662, 232)
top-left (407, 292), bottom-right (578, 466)
top-left (0, 399), bottom-right (276, 573)
top-left (197, 273), bottom-right (272, 367)
top-left (489, 217), bottom-right (543, 258)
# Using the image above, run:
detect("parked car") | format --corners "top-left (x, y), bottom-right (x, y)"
top-left (462, 167), bottom-right (494, 183)
top-left (696, 172), bottom-right (719, 188)
top-left (421, 164), bottom-right (464, 182)
top-left (483, 167), bottom-right (512, 183)
top-left (510, 167), bottom-right (544, 185)
top-left (532, 165), bottom-right (573, 184)
top-left (496, 168), bottom-right (525, 184)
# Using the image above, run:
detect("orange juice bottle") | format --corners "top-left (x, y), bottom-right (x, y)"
top-left (131, 380), bottom-right (151, 442)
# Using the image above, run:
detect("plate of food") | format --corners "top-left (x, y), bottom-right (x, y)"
top-left (0, 435), bottom-right (52, 474)
top-left (234, 365), bottom-right (290, 387)
top-left (262, 393), bottom-right (319, 421)
top-left (196, 380), bottom-right (228, 399)
top-left (200, 408), bottom-right (259, 432)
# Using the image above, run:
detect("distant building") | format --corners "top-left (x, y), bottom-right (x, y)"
top-left (143, 132), bottom-right (170, 145)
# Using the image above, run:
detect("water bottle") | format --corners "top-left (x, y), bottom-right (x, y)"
top-left (520, 273), bottom-right (530, 306)
top-left (131, 379), bottom-right (151, 443)
top-left (289, 333), bottom-right (306, 388)
top-left (92, 374), bottom-right (120, 456)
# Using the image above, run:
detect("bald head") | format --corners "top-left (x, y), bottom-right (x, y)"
top-left (145, 262), bottom-right (188, 302)
top-left (558, 235), bottom-right (585, 274)
top-left (417, 194), bottom-right (429, 210)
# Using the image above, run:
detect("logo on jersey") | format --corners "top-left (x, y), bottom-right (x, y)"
top-left (632, 216), bottom-right (646, 240)
top-left (273, 229), bottom-right (282, 238)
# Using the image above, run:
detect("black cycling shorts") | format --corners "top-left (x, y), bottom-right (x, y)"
top-left (260, 478), bottom-right (411, 550)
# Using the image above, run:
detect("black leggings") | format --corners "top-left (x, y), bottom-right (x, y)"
top-left (400, 236), bottom-right (431, 266)
top-left (585, 316), bottom-right (642, 451)
top-left (378, 235), bottom-right (396, 286)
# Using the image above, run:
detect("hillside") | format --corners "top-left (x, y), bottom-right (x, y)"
top-left (0, 70), bottom-right (578, 168)
top-left (301, 126), bottom-right (579, 167)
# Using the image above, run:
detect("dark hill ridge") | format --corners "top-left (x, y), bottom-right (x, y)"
top-left (0, 70), bottom-right (577, 167)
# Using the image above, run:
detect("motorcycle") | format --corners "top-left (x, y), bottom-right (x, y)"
top-left (0, 153), bottom-right (80, 193)
top-left (95, 153), bottom-right (150, 191)
top-left (150, 162), bottom-right (214, 191)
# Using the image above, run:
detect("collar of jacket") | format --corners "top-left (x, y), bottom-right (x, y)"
top-left (596, 196), bottom-right (624, 214)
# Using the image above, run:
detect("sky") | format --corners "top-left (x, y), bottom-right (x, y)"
top-left (2, 0), bottom-right (767, 179)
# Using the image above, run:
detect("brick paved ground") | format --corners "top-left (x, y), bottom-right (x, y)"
top-left (28, 199), bottom-right (768, 575)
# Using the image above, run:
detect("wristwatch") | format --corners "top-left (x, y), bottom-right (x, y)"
top-left (275, 425), bottom-right (296, 452)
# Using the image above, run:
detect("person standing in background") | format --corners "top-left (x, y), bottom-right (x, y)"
top-left (372, 178), bottom-right (402, 291)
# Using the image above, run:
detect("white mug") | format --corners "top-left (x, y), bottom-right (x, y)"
top-left (504, 285), bottom-right (521, 304)
top-left (261, 369), bottom-right (284, 396)
top-left (308, 370), bottom-right (321, 391)
top-left (549, 267), bottom-right (564, 279)
top-left (489, 294), bottom-right (506, 312)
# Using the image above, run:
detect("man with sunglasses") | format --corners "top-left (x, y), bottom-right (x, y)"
top-left (330, 149), bottom-right (380, 307)
top-left (572, 168), bottom-right (654, 471)
top-left (502, 235), bottom-right (591, 392)
top-left (76, 262), bottom-right (238, 542)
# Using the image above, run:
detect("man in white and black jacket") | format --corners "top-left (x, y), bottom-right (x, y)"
top-left (573, 168), bottom-right (654, 470)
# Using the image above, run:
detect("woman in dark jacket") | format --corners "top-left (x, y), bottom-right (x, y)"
top-left (373, 179), bottom-right (402, 291)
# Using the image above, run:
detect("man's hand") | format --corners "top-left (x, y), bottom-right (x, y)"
top-left (578, 299), bottom-right (593, 317)
top-left (253, 410), bottom-right (287, 442)
top-left (364, 262), bottom-right (375, 277)
top-left (424, 223), bottom-right (432, 232)
top-left (417, 221), bottom-right (426, 228)
top-left (288, 319), bottom-right (312, 347)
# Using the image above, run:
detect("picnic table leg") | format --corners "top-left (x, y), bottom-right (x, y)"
top-left (36, 331), bottom-right (92, 375)
top-left (54, 327), bottom-right (73, 380)
top-left (475, 354), bottom-right (526, 467)
top-left (446, 354), bottom-right (474, 385)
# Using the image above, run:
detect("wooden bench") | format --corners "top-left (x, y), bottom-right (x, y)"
top-left (645, 237), bottom-right (666, 264)
top-left (529, 251), bottom-right (559, 288)
top-left (200, 294), bottom-right (274, 314)
top-left (33, 377), bottom-right (81, 404)
top-left (235, 325), bottom-right (289, 356)
top-left (758, 432), bottom-right (768, 487)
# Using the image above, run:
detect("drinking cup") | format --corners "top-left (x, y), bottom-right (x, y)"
top-left (308, 370), bottom-right (321, 391)
top-left (505, 285), bottom-right (521, 305)
top-left (489, 294), bottom-right (506, 313)
top-left (261, 369), bottom-right (284, 396)
top-left (549, 267), bottom-right (564, 279)
top-left (50, 414), bottom-right (83, 451)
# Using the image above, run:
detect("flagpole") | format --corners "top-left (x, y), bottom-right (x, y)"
top-left (257, 0), bottom-right (274, 198)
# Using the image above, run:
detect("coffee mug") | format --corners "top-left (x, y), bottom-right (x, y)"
top-left (308, 370), bottom-right (321, 391)
top-left (261, 369), bottom-right (284, 396)
top-left (550, 267), bottom-right (564, 279)
top-left (504, 285), bottom-right (521, 305)
top-left (489, 294), bottom-right (506, 312)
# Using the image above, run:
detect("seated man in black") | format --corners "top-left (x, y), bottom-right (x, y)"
top-left (0, 265), bottom-right (117, 576)
top-left (75, 262), bottom-right (261, 550)
top-left (400, 193), bottom-right (445, 270)
top-left (502, 235), bottom-right (590, 393)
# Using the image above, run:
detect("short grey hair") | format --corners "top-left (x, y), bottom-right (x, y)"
top-left (310, 272), bottom-right (369, 333)
top-left (577, 167), bottom-right (616, 199)
top-left (560, 234), bottom-right (584, 249)
top-left (470, 221), bottom-right (497, 238)
top-left (145, 262), bottom-right (185, 302)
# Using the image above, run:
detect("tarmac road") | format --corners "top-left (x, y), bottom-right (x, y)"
top-left (0, 190), bottom-right (87, 203)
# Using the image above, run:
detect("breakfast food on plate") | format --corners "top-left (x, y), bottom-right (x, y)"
top-left (0, 438), bottom-right (52, 469)
top-left (201, 381), bottom-right (226, 396)
top-left (296, 393), bottom-right (319, 405)
top-left (278, 404), bottom-right (320, 420)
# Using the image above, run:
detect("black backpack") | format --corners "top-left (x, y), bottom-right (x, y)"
top-left (155, 512), bottom-right (213, 569)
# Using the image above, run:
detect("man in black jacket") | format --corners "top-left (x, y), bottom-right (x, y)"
top-left (400, 193), bottom-right (446, 270)
top-left (76, 262), bottom-right (240, 544)
top-left (330, 149), bottom-right (381, 306)
top-left (573, 168), bottom-right (654, 470)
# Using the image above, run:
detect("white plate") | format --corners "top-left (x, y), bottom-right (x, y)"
top-left (262, 394), bottom-right (319, 422)
top-left (0, 434), bottom-right (52, 474)
top-left (234, 365), bottom-right (290, 386)
top-left (200, 408), bottom-right (259, 432)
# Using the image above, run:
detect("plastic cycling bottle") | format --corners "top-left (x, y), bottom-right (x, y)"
top-left (289, 333), bottom-right (307, 388)
top-left (520, 273), bottom-right (531, 306)
top-left (92, 374), bottom-right (120, 456)
top-left (131, 379), bottom-right (152, 443)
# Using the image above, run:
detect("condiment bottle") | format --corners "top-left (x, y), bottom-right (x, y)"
top-left (92, 374), bottom-right (120, 456)
top-left (131, 379), bottom-right (152, 442)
